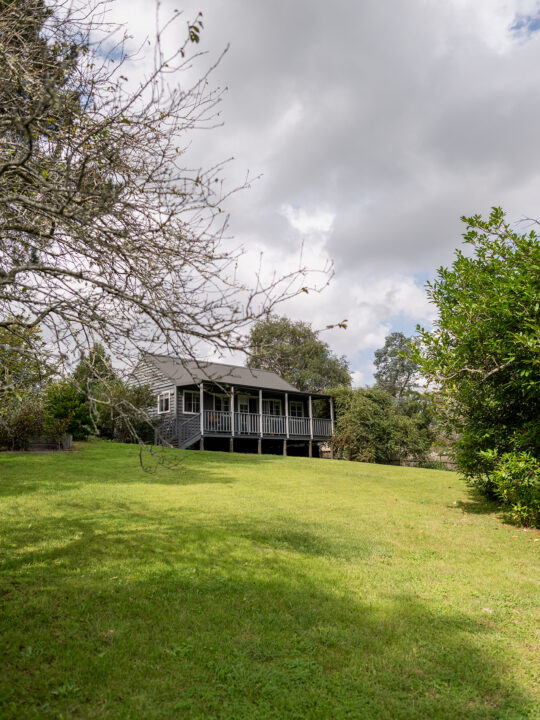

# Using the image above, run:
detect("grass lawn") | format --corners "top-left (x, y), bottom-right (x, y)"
top-left (0, 441), bottom-right (538, 719)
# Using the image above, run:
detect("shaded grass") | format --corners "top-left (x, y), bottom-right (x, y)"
top-left (0, 441), bottom-right (539, 719)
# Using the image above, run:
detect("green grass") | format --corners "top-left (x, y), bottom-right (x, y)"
top-left (0, 442), bottom-right (538, 720)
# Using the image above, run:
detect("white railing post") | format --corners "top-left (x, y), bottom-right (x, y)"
top-left (285, 393), bottom-right (289, 439)
top-left (309, 395), bottom-right (313, 440)
top-left (231, 386), bottom-right (234, 436)
top-left (330, 397), bottom-right (335, 434)
top-left (259, 389), bottom-right (263, 437)
top-left (200, 382), bottom-right (204, 436)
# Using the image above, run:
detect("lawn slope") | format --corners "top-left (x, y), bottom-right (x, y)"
top-left (0, 442), bottom-right (538, 720)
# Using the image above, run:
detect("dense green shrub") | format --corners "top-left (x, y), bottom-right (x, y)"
top-left (491, 452), bottom-right (540, 527)
top-left (415, 208), bottom-right (540, 516)
top-left (330, 386), bottom-right (432, 464)
top-left (93, 381), bottom-right (154, 443)
top-left (0, 394), bottom-right (44, 450)
top-left (44, 380), bottom-right (92, 440)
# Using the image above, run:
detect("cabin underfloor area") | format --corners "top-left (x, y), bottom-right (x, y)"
top-left (185, 436), bottom-right (326, 458)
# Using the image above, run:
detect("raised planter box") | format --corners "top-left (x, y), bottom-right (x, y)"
top-left (28, 434), bottom-right (73, 451)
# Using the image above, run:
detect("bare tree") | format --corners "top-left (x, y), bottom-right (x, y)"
top-left (0, 0), bottom-right (325, 417)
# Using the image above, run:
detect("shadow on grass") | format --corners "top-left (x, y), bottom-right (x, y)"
top-left (0, 443), bottom-right (315, 499)
top-left (0, 446), bottom-right (265, 497)
top-left (0, 509), bottom-right (383, 574)
top-left (0, 511), bottom-right (533, 720)
top-left (450, 486), bottom-right (501, 517)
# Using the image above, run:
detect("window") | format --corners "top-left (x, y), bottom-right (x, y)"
top-left (289, 400), bottom-right (304, 417)
top-left (214, 395), bottom-right (230, 412)
top-left (183, 390), bottom-right (200, 414)
top-left (238, 395), bottom-right (250, 413)
top-left (263, 399), bottom-right (281, 416)
top-left (157, 391), bottom-right (173, 414)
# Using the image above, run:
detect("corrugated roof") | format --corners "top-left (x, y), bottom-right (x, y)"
top-left (144, 354), bottom-right (302, 393)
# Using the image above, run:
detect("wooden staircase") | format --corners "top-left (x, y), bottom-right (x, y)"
top-left (156, 414), bottom-right (201, 449)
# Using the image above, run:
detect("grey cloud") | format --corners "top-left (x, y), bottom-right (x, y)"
top-left (117, 0), bottom-right (540, 374)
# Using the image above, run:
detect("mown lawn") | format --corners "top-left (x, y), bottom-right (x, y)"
top-left (0, 441), bottom-right (538, 719)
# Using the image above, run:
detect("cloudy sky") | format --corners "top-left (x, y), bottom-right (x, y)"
top-left (112, 0), bottom-right (540, 385)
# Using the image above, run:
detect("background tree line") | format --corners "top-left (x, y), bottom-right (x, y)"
top-left (0, 331), bottom-right (152, 449)
top-left (247, 318), bottom-right (436, 466)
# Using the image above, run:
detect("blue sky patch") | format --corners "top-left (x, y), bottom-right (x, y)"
top-left (511, 12), bottom-right (540, 37)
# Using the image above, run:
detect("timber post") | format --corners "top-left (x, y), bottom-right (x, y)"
top-left (199, 382), bottom-right (204, 437)
top-left (230, 385), bottom-right (235, 437)
top-left (283, 439), bottom-right (287, 456)
top-left (309, 395), bottom-right (313, 440)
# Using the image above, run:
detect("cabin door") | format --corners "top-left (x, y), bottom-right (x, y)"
top-left (237, 395), bottom-right (250, 433)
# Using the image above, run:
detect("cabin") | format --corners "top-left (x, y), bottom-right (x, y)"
top-left (133, 354), bottom-right (335, 456)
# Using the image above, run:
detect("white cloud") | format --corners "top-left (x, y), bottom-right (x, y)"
top-left (281, 204), bottom-right (334, 235)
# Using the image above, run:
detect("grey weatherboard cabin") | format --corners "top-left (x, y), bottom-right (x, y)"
top-left (134, 355), bottom-right (335, 456)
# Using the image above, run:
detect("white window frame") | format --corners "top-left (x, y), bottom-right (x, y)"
top-left (289, 400), bottom-right (304, 418)
top-left (214, 395), bottom-right (230, 412)
top-left (183, 390), bottom-right (200, 414)
top-left (263, 398), bottom-right (282, 416)
top-left (237, 394), bottom-right (250, 413)
top-left (157, 390), bottom-right (173, 414)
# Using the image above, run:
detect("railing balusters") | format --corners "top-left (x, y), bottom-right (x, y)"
top-left (196, 410), bottom-right (332, 438)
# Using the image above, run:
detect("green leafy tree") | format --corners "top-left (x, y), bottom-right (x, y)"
top-left (0, 321), bottom-right (50, 394)
top-left (330, 386), bottom-right (432, 464)
top-left (374, 332), bottom-right (419, 400)
top-left (94, 381), bottom-right (154, 444)
top-left (72, 344), bottom-right (115, 390)
top-left (415, 208), bottom-right (540, 497)
top-left (0, 392), bottom-right (44, 449)
top-left (44, 379), bottom-right (91, 440)
top-left (248, 316), bottom-right (351, 392)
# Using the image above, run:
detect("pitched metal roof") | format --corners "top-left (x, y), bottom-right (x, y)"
top-left (144, 354), bottom-right (302, 393)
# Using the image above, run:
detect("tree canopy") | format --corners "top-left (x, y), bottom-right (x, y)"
top-left (247, 316), bottom-right (351, 393)
top-left (374, 332), bottom-right (419, 399)
top-left (415, 208), bottom-right (540, 512)
top-left (330, 386), bottom-right (432, 464)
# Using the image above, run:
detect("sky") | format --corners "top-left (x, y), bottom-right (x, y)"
top-left (108, 0), bottom-right (540, 385)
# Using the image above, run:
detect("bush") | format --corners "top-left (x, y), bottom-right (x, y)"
top-left (0, 394), bottom-right (44, 450)
top-left (93, 381), bottom-right (154, 443)
top-left (44, 380), bottom-right (91, 440)
top-left (330, 386), bottom-right (432, 464)
top-left (492, 452), bottom-right (540, 527)
top-left (414, 208), bottom-right (540, 520)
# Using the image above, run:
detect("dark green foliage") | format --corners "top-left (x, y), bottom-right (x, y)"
top-left (0, 322), bottom-right (51, 394)
top-left (248, 316), bottom-right (351, 392)
top-left (44, 379), bottom-right (91, 440)
top-left (330, 386), bottom-right (432, 464)
top-left (72, 344), bottom-right (115, 389)
top-left (0, 340), bottom-right (154, 445)
top-left (0, 392), bottom-right (43, 449)
top-left (415, 208), bottom-right (540, 521)
top-left (374, 332), bottom-right (419, 399)
top-left (93, 381), bottom-right (155, 444)
top-left (483, 451), bottom-right (540, 527)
